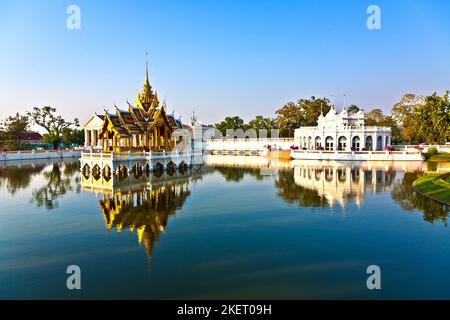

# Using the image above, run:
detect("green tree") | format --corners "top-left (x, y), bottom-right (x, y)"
top-left (61, 128), bottom-right (85, 146)
top-left (0, 113), bottom-right (29, 150)
top-left (298, 96), bottom-right (332, 126)
top-left (28, 106), bottom-right (79, 149)
top-left (365, 109), bottom-right (402, 144)
top-left (274, 102), bottom-right (304, 137)
top-left (247, 115), bottom-right (276, 137)
top-left (275, 97), bottom-right (331, 137)
top-left (365, 109), bottom-right (384, 126)
top-left (407, 92), bottom-right (450, 144)
top-left (391, 93), bottom-right (424, 143)
top-left (347, 104), bottom-right (361, 114)
top-left (214, 116), bottom-right (246, 137)
top-left (1, 113), bottom-right (29, 137)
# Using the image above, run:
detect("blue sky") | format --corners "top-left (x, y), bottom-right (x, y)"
top-left (0, 0), bottom-right (449, 126)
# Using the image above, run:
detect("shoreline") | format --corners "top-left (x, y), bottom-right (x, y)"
top-left (413, 173), bottom-right (450, 206)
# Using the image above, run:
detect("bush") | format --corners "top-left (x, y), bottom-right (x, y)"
top-left (427, 147), bottom-right (438, 155)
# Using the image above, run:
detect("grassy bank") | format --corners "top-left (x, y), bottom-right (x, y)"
top-left (413, 173), bottom-right (450, 205)
top-left (427, 152), bottom-right (450, 162)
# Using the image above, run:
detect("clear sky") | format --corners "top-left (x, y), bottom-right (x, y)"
top-left (0, 0), bottom-right (449, 127)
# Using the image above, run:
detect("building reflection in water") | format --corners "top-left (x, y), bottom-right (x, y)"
top-left (283, 160), bottom-right (448, 224)
top-left (81, 166), bottom-right (205, 257)
top-left (291, 161), bottom-right (401, 208)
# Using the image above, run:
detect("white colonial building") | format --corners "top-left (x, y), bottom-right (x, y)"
top-left (294, 106), bottom-right (391, 152)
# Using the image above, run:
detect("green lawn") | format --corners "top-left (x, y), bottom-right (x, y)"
top-left (428, 152), bottom-right (450, 162)
top-left (413, 173), bottom-right (450, 205)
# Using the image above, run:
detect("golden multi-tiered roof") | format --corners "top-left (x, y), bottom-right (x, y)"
top-left (96, 59), bottom-right (183, 152)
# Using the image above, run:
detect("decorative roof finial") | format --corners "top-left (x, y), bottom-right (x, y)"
top-left (145, 51), bottom-right (149, 81)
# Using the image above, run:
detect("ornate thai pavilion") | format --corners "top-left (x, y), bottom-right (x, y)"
top-left (294, 106), bottom-right (392, 151)
top-left (84, 60), bottom-right (183, 152)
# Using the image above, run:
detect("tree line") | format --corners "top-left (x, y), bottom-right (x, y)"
top-left (214, 92), bottom-right (450, 144)
top-left (0, 106), bottom-right (82, 151)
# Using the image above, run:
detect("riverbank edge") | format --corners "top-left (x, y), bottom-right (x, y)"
top-left (412, 173), bottom-right (450, 206)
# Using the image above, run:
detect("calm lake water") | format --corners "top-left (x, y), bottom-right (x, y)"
top-left (1, 156), bottom-right (449, 299)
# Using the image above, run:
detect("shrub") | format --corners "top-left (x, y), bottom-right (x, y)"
top-left (427, 147), bottom-right (438, 155)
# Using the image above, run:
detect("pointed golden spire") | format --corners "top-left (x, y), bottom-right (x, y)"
top-left (145, 51), bottom-right (149, 84)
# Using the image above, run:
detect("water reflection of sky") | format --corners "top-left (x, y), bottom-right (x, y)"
top-left (0, 157), bottom-right (449, 299)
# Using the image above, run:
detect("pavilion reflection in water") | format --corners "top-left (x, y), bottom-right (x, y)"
top-left (81, 167), bottom-right (204, 257)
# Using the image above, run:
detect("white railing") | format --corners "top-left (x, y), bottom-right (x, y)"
top-left (80, 150), bottom-right (202, 161)
top-left (205, 138), bottom-right (294, 142)
top-left (392, 144), bottom-right (450, 153)
top-left (1, 149), bottom-right (81, 161)
top-left (204, 138), bottom-right (294, 151)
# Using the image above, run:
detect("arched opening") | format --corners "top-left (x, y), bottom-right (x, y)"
top-left (92, 164), bottom-right (101, 181)
top-left (365, 136), bottom-right (373, 151)
top-left (352, 136), bottom-right (361, 151)
top-left (325, 136), bottom-right (334, 151)
top-left (132, 164), bottom-right (143, 179)
top-left (338, 136), bottom-right (347, 151)
top-left (385, 136), bottom-right (390, 148)
top-left (315, 169), bottom-right (322, 181)
top-left (167, 161), bottom-right (176, 175)
top-left (325, 168), bottom-right (333, 182)
top-left (351, 169), bottom-right (360, 183)
top-left (154, 162), bottom-right (164, 172)
top-left (179, 161), bottom-right (187, 174)
top-left (82, 164), bottom-right (90, 179)
top-left (308, 136), bottom-right (312, 150)
top-left (102, 165), bottom-right (111, 182)
top-left (377, 136), bottom-right (383, 150)
top-left (337, 169), bottom-right (347, 182)
top-left (315, 137), bottom-right (322, 149)
top-left (117, 165), bottom-right (128, 180)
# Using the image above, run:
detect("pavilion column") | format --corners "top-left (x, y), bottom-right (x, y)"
top-left (93, 130), bottom-right (98, 147)
top-left (85, 129), bottom-right (90, 147)
top-left (154, 126), bottom-right (158, 148)
top-left (164, 129), bottom-right (168, 149)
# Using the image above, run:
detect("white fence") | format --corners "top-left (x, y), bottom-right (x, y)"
top-left (1, 150), bottom-right (81, 161)
top-left (204, 138), bottom-right (294, 152)
top-left (392, 145), bottom-right (450, 153)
